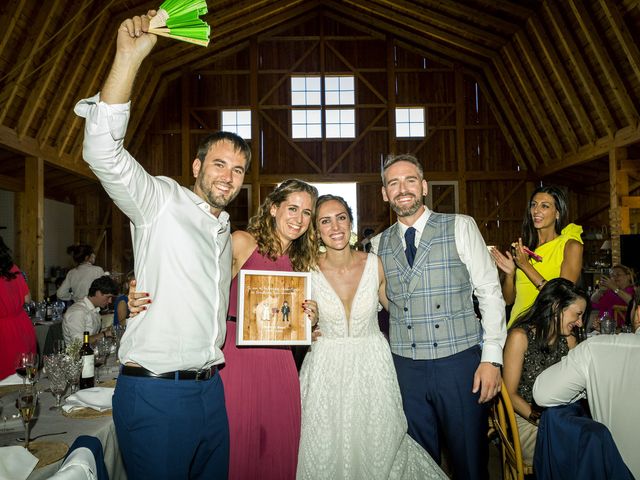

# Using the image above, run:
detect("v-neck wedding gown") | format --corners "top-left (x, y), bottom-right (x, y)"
top-left (297, 254), bottom-right (447, 479)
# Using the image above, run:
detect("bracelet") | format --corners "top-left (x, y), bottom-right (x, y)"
top-left (614, 288), bottom-right (620, 295)
top-left (536, 279), bottom-right (547, 290)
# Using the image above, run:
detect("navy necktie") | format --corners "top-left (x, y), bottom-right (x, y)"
top-left (404, 227), bottom-right (417, 267)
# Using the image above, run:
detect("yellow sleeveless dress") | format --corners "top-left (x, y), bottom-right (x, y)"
top-left (508, 223), bottom-right (583, 327)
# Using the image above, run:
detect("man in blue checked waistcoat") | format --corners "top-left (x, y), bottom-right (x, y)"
top-left (376, 154), bottom-right (507, 480)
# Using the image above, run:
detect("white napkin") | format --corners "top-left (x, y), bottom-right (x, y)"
top-left (0, 446), bottom-right (38, 480)
top-left (62, 387), bottom-right (114, 412)
top-left (0, 373), bottom-right (25, 386)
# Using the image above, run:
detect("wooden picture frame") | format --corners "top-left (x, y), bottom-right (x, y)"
top-left (236, 270), bottom-right (312, 346)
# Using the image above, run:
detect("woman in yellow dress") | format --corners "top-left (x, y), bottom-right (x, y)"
top-left (491, 185), bottom-right (583, 328)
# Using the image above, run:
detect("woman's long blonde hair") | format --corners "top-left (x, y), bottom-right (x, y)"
top-left (247, 179), bottom-right (319, 272)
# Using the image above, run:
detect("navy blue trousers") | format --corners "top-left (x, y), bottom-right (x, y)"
top-left (113, 371), bottom-right (229, 480)
top-left (393, 346), bottom-right (489, 480)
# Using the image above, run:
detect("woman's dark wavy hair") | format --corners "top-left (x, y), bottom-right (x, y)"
top-left (511, 278), bottom-right (589, 352)
top-left (521, 185), bottom-right (569, 251)
top-left (247, 179), bottom-right (318, 272)
top-left (0, 236), bottom-right (17, 280)
top-left (66, 244), bottom-right (94, 265)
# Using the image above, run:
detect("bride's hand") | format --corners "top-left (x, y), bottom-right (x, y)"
top-left (303, 299), bottom-right (318, 326)
top-left (127, 279), bottom-right (152, 318)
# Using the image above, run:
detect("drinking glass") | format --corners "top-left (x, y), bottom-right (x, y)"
top-left (44, 355), bottom-right (68, 411)
top-left (15, 352), bottom-right (38, 385)
top-left (62, 355), bottom-right (83, 394)
top-left (17, 385), bottom-right (38, 450)
top-left (94, 343), bottom-right (107, 384)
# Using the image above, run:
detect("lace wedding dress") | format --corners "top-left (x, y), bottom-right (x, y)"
top-left (297, 254), bottom-right (447, 479)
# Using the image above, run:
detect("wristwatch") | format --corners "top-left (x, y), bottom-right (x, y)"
top-left (489, 362), bottom-right (502, 368)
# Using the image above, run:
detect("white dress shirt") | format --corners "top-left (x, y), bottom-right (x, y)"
top-left (533, 332), bottom-right (640, 478)
top-left (373, 207), bottom-right (507, 364)
top-left (74, 94), bottom-right (232, 374)
top-left (56, 263), bottom-right (105, 302)
top-left (62, 297), bottom-right (101, 345)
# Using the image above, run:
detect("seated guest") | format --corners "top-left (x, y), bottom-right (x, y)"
top-left (503, 278), bottom-right (587, 464)
top-left (590, 264), bottom-right (635, 326)
top-left (113, 271), bottom-right (134, 328)
top-left (533, 289), bottom-right (640, 478)
top-left (62, 276), bottom-right (117, 345)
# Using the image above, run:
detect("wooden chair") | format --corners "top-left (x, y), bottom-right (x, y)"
top-left (490, 381), bottom-right (534, 480)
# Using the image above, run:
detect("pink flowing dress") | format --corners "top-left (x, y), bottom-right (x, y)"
top-left (222, 248), bottom-right (301, 480)
top-left (0, 265), bottom-right (36, 379)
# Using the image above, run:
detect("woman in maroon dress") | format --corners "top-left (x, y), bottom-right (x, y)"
top-left (223, 179), bottom-right (318, 479)
top-left (0, 236), bottom-right (37, 380)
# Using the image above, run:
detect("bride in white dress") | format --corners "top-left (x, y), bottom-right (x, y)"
top-left (297, 195), bottom-right (447, 480)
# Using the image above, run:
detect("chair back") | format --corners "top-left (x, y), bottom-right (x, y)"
top-left (490, 381), bottom-right (532, 480)
top-left (613, 305), bottom-right (628, 327)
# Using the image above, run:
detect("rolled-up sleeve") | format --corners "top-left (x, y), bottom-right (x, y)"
top-left (456, 215), bottom-right (507, 364)
top-left (533, 344), bottom-right (588, 406)
top-left (75, 94), bottom-right (169, 226)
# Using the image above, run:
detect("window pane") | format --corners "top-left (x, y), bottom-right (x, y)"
top-left (326, 110), bottom-right (339, 123)
top-left (307, 77), bottom-right (321, 91)
top-left (291, 77), bottom-right (306, 91)
top-left (237, 111), bottom-right (251, 124)
top-left (341, 109), bottom-right (355, 123)
top-left (342, 124), bottom-right (355, 138)
top-left (325, 76), bottom-right (339, 91)
top-left (326, 124), bottom-right (340, 138)
top-left (410, 108), bottom-right (424, 122)
top-left (222, 111), bottom-right (235, 124)
top-left (396, 123), bottom-right (410, 137)
top-left (291, 91), bottom-right (306, 106)
top-left (307, 109), bottom-right (322, 123)
top-left (409, 123), bottom-right (424, 137)
top-left (292, 110), bottom-right (306, 123)
top-left (307, 91), bottom-right (321, 105)
top-left (396, 108), bottom-right (409, 122)
top-left (325, 91), bottom-right (340, 105)
top-left (292, 124), bottom-right (306, 138)
top-left (340, 76), bottom-right (354, 91)
top-left (237, 125), bottom-right (252, 139)
top-left (340, 91), bottom-right (354, 105)
top-left (308, 124), bottom-right (322, 138)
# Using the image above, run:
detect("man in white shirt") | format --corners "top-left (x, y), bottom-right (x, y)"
top-left (73, 10), bottom-right (251, 479)
top-left (533, 292), bottom-right (640, 478)
top-left (62, 276), bottom-right (118, 346)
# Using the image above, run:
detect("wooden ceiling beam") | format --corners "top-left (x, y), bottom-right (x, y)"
top-left (0, 172), bottom-right (23, 192)
top-left (503, 43), bottom-right (564, 159)
top-left (599, 0), bottom-right (640, 99)
top-left (38, 12), bottom-right (110, 147)
top-left (366, 0), bottom-right (507, 48)
top-left (527, 16), bottom-right (596, 144)
top-left (567, 0), bottom-right (639, 127)
top-left (418, 0), bottom-right (519, 34)
top-left (0, 0), bottom-right (62, 124)
top-left (340, 0), bottom-right (496, 57)
top-left (325, 43), bottom-right (386, 103)
top-left (544, 1), bottom-right (616, 136)
top-left (0, 3), bottom-right (25, 63)
top-left (18, 7), bottom-right (86, 139)
top-left (514, 30), bottom-right (579, 152)
top-left (493, 55), bottom-right (551, 163)
top-left (129, 72), bottom-right (173, 156)
top-left (470, 0), bottom-right (535, 20)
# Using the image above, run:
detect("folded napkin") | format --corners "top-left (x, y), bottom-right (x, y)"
top-left (0, 446), bottom-right (38, 480)
top-left (62, 388), bottom-right (114, 413)
top-left (0, 373), bottom-right (25, 386)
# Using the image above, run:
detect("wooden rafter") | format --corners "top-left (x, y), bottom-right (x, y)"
top-left (325, 43), bottom-right (386, 103)
top-left (0, 0), bottom-right (62, 124)
top-left (567, 0), bottom-right (638, 127)
top-left (0, 3), bottom-right (25, 62)
top-left (341, 0), bottom-right (496, 58)
top-left (514, 31), bottom-right (579, 152)
top-left (527, 16), bottom-right (596, 144)
top-left (493, 55), bottom-right (551, 163)
top-left (599, 0), bottom-right (640, 87)
top-left (471, 0), bottom-right (535, 20)
top-left (544, 1), bottom-right (616, 136)
top-left (481, 70), bottom-right (535, 168)
top-left (418, 0), bottom-right (519, 33)
top-left (503, 43), bottom-right (564, 159)
top-left (479, 180), bottom-right (525, 227)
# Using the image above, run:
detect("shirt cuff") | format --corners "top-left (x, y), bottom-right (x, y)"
top-left (480, 342), bottom-right (503, 365)
top-left (74, 93), bottom-right (131, 141)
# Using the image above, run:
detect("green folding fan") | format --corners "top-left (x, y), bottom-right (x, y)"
top-left (149, 0), bottom-right (210, 47)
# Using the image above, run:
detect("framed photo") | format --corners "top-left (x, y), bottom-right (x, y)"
top-left (236, 269), bottom-right (312, 346)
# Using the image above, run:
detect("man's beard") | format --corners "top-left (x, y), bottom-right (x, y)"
top-left (196, 174), bottom-right (239, 210)
top-left (390, 194), bottom-right (423, 217)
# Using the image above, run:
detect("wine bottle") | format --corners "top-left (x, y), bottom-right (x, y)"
top-left (79, 331), bottom-right (95, 389)
top-left (45, 297), bottom-right (53, 321)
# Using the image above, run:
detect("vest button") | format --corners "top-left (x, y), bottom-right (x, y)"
top-left (433, 342), bottom-right (438, 347)
top-left (404, 307), bottom-right (408, 312)
top-left (407, 325), bottom-right (412, 329)
top-left (411, 343), bottom-right (416, 348)
top-left (436, 304), bottom-right (441, 309)
top-left (435, 324), bottom-right (439, 328)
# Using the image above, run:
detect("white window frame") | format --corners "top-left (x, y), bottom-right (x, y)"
top-left (221, 109), bottom-right (252, 140)
top-left (395, 107), bottom-right (425, 138)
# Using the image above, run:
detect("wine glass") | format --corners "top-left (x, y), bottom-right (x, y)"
top-left (14, 352), bottom-right (38, 385)
top-left (43, 355), bottom-right (68, 411)
top-left (62, 355), bottom-right (83, 394)
top-left (94, 342), bottom-right (107, 384)
top-left (17, 385), bottom-right (38, 450)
